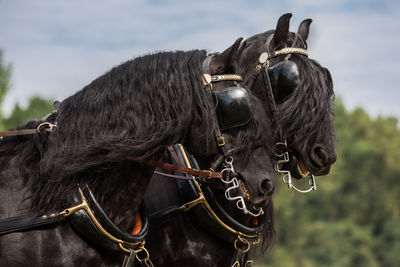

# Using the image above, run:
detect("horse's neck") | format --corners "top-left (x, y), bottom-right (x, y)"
top-left (0, 154), bottom-right (34, 218)
top-left (89, 163), bottom-right (155, 232)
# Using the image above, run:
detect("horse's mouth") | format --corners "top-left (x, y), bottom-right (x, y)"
top-left (283, 152), bottom-right (313, 179)
top-left (237, 177), bottom-right (269, 210)
top-left (297, 159), bottom-right (310, 178)
top-left (284, 151), bottom-right (333, 179)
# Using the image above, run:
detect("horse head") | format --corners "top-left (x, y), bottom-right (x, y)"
top-left (184, 38), bottom-right (275, 221)
top-left (236, 13), bottom-right (337, 190)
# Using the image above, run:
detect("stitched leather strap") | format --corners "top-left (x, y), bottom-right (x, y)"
top-left (134, 158), bottom-right (222, 179)
top-left (0, 212), bottom-right (65, 235)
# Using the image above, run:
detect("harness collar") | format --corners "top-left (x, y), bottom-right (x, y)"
top-left (148, 144), bottom-right (262, 266)
top-left (0, 185), bottom-right (151, 266)
top-left (173, 144), bottom-right (261, 266)
top-left (66, 186), bottom-right (149, 252)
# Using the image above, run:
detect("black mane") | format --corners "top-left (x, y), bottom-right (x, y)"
top-left (1, 50), bottom-right (272, 212)
top-left (238, 31), bottom-right (335, 147)
top-left (39, 50), bottom-right (218, 211)
top-left (277, 55), bottom-right (334, 146)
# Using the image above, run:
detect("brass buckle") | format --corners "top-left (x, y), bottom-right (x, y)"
top-left (217, 136), bottom-right (225, 146)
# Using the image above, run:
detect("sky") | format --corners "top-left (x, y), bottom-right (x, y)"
top-left (0, 0), bottom-right (399, 120)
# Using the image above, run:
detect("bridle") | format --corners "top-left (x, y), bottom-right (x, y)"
top-left (246, 34), bottom-right (317, 194)
top-left (202, 53), bottom-right (264, 217)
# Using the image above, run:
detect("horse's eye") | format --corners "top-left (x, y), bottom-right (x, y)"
top-left (269, 61), bottom-right (300, 103)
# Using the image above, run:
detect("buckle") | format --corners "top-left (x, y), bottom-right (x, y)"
top-left (216, 136), bottom-right (225, 146)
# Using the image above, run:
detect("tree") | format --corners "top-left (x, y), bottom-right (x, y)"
top-left (256, 99), bottom-right (400, 267)
top-left (0, 49), bottom-right (12, 130)
top-left (2, 97), bottom-right (54, 130)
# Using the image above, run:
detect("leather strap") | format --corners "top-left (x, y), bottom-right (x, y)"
top-left (0, 211), bottom-right (65, 235)
top-left (134, 158), bottom-right (222, 179)
top-left (0, 129), bottom-right (38, 138)
top-left (0, 122), bottom-right (56, 139)
top-left (261, 66), bottom-right (277, 116)
top-left (122, 250), bottom-right (137, 267)
top-left (153, 171), bottom-right (195, 180)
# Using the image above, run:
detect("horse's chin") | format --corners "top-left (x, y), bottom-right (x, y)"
top-left (217, 177), bottom-right (267, 226)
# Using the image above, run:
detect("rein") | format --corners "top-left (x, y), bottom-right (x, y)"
top-left (134, 158), bottom-right (222, 179)
top-left (0, 122), bottom-right (56, 139)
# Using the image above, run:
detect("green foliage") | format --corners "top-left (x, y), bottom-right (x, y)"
top-left (2, 97), bottom-right (54, 130)
top-left (255, 99), bottom-right (400, 267)
top-left (0, 49), bottom-right (12, 130)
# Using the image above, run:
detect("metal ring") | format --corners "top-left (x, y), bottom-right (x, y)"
top-left (36, 122), bottom-right (56, 133)
top-left (234, 236), bottom-right (251, 253)
top-left (225, 156), bottom-right (233, 165)
top-left (221, 168), bottom-right (234, 183)
top-left (118, 242), bottom-right (131, 253)
top-left (245, 260), bottom-right (254, 267)
top-left (135, 246), bottom-right (150, 262)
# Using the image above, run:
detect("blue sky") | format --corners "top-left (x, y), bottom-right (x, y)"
top-left (0, 0), bottom-right (399, 120)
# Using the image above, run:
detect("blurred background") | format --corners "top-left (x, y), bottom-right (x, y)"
top-left (0, 1), bottom-right (399, 266)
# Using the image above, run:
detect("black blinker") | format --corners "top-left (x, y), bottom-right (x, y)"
top-left (269, 60), bottom-right (300, 103)
top-left (214, 87), bottom-right (252, 131)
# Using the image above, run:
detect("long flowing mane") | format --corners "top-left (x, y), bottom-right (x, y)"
top-left (277, 55), bottom-right (334, 146)
top-left (238, 31), bottom-right (335, 146)
top-left (37, 50), bottom-right (220, 211)
top-left (1, 49), bottom-right (272, 213)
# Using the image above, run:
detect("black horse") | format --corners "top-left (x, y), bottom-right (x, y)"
top-left (143, 13), bottom-right (337, 266)
top-left (0, 44), bottom-right (274, 265)
top-left (237, 13), bottom-right (337, 188)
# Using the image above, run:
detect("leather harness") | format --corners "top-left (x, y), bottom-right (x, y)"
top-left (149, 144), bottom-right (261, 267)
top-left (0, 51), bottom-right (283, 266)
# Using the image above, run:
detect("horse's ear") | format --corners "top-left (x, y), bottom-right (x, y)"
top-left (297, 18), bottom-right (312, 42)
top-left (210, 37), bottom-right (243, 74)
top-left (271, 13), bottom-right (292, 50)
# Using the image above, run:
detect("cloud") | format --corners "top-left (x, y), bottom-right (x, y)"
top-left (0, 0), bottom-right (399, 120)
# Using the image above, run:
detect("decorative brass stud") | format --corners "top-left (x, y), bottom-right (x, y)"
top-left (202, 74), bottom-right (212, 86)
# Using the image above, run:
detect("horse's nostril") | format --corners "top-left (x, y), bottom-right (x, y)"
top-left (311, 145), bottom-right (329, 167)
top-left (259, 179), bottom-right (274, 196)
